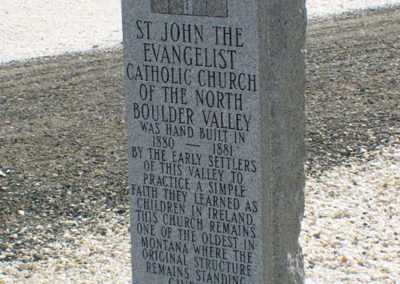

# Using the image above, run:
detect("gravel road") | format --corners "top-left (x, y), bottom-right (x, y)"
top-left (0, 6), bottom-right (399, 284)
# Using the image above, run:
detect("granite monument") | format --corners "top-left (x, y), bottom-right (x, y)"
top-left (122, 0), bottom-right (306, 282)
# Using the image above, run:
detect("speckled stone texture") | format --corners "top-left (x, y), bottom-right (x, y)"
top-left (151, 0), bottom-right (227, 17)
top-left (258, 0), bottom-right (306, 283)
top-left (123, 0), bottom-right (306, 283)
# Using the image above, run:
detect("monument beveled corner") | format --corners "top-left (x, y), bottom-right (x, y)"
top-left (122, 0), bottom-right (306, 283)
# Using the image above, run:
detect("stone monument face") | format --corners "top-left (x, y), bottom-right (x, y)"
top-left (151, 0), bottom-right (228, 17)
top-left (122, 0), bottom-right (306, 283)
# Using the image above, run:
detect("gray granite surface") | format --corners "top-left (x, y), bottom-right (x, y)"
top-left (151, 0), bottom-right (227, 17)
top-left (122, 0), bottom-right (306, 283)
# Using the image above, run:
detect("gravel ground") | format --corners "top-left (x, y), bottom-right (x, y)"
top-left (1, 145), bottom-right (398, 283)
top-left (0, 213), bottom-right (131, 284)
top-left (301, 143), bottom-right (400, 283)
top-left (0, 6), bottom-right (399, 284)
